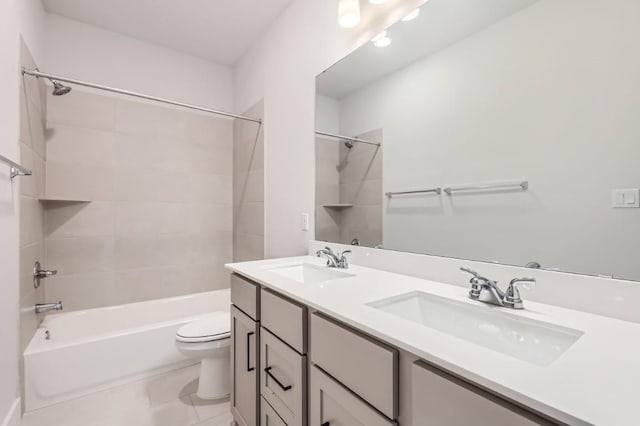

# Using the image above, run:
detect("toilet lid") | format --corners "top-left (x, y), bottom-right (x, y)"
top-left (176, 312), bottom-right (230, 343)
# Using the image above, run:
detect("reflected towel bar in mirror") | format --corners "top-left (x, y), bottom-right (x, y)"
top-left (444, 180), bottom-right (528, 195)
top-left (386, 188), bottom-right (442, 198)
top-left (316, 130), bottom-right (381, 147)
top-left (0, 154), bottom-right (32, 180)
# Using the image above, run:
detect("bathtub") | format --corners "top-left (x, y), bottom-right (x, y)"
top-left (24, 289), bottom-right (230, 411)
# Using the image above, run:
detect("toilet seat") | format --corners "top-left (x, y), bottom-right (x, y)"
top-left (176, 312), bottom-right (230, 343)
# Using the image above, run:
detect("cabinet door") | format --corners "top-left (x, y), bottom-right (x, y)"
top-left (412, 361), bottom-right (555, 426)
top-left (261, 397), bottom-right (288, 426)
top-left (309, 366), bottom-right (395, 426)
top-left (261, 328), bottom-right (306, 426)
top-left (231, 305), bottom-right (259, 426)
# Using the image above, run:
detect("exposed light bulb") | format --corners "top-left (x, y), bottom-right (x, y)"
top-left (368, 0), bottom-right (387, 4)
top-left (401, 8), bottom-right (420, 21)
top-left (372, 31), bottom-right (392, 48)
top-left (338, 0), bottom-right (361, 28)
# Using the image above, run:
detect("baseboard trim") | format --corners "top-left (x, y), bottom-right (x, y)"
top-left (0, 398), bottom-right (20, 426)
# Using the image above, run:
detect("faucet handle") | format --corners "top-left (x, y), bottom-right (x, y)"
top-left (460, 267), bottom-right (480, 278)
top-left (504, 277), bottom-right (536, 309)
top-left (338, 250), bottom-right (351, 269)
top-left (460, 267), bottom-right (493, 285)
top-left (461, 267), bottom-right (493, 299)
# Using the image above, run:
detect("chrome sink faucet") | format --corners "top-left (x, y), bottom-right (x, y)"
top-left (460, 267), bottom-right (535, 310)
top-left (316, 247), bottom-right (351, 269)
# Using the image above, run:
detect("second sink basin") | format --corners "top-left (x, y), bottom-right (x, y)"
top-left (368, 291), bottom-right (583, 366)
top-left (266, 263), bottom-right (355, 284)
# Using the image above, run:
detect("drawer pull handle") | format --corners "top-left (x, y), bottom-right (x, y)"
top-left (247, 332), bottom-right (255, 372)
top-left (264, 366), bottom-right (292, 391)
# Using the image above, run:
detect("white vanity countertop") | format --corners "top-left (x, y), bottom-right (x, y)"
top-left (226, 256), bottom-right (640, 426)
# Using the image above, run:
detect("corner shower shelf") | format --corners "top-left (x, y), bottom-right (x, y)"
top-left (38, 196), bottom-right (92, 203)
top-left (322, 204), bottom-right (353, 209)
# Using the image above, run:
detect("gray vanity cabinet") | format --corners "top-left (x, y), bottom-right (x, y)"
top-left (310, 313), bottom-right (398, 420)
top-left (260, 288), bottom-right (308, 426)
top-left (261, 397), bottom-right (288, 426)
top-left (411, 361), bottom-right (553, 426)
top-left (230, 271), bottom-right (560, 426)
top-left (231, 305), bottom-right (259, 426)
top-left (309, 365), bottom-right (396, 426)
top-left (231, 274), bottom-right (261, 426)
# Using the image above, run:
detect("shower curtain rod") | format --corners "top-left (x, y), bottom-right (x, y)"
top-left (315, 131), bottom-right (381, 147)
top-left (21, 68), bottom-right (262, 124)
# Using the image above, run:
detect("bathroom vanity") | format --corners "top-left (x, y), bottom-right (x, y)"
top-left (226, 252), bottom-right (640, 426)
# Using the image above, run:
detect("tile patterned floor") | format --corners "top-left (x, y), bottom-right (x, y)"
top-left (21, 364), bottom-right (232, 426)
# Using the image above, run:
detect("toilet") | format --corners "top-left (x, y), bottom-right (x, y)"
top-left (175, 311), bottom-right (231, 400)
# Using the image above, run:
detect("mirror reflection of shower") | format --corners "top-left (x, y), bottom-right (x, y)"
top-left (315, 129), bottom-right (383, 247)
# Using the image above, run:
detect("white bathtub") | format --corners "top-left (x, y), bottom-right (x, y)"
top-left (24, 289), bottom-right (230, 411)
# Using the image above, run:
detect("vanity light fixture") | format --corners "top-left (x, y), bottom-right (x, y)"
top-left (372, 31), bottom-right (392, 47)
top-left (402, 8), bottom-right (421, 21)
top-left (338, 0), bottom-right (361, 28)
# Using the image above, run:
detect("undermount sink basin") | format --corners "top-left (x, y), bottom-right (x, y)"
top-left (266, 263), bottom-right (355, 284)
top-left (368, 291), bottom-right (583, 366)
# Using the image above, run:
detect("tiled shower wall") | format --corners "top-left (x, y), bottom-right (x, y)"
top-left (19, 40), bottom-right (47, 353)
top-left (315, 129), bottom-right (383, 247)
top-left (338, 129), bottom-right (382, 247)
top-left (233, 101), bottom-right (264, 262)
top-left (315, 136), bottom-right (341, 242)
top-left (43, 90), bottom-right (234, 311)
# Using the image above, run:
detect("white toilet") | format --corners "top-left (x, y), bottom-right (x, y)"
top-left (175, 311), bottom-right (231, 400)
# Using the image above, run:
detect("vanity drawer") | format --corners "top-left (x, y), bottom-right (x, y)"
top-left (261, 396), bottom-right (288, 426)
top-left (412, 361), bottom-right (555, 425)
top-left (261, 288), bottom-right (307, 354)
top-left (310, 313), bottom-right (398, 420)
top-left (231, 273), bottom-right (260, 321)
top-left (260, 328), bottom-right (306, 426)
top-left (310, 366), bottom-right (395, 426)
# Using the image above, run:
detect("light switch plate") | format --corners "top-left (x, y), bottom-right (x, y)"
top-left (301, 213), bottom-right (310, 231)
top-left (612, 189), bottom-right (640, 208)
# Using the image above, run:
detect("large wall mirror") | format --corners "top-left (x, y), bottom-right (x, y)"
top-left (314, 0), bottom-right (640, 281)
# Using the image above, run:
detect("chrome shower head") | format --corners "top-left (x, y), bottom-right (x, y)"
top-left (51, 80), bottom-right (71, 96)
top-left (344, 140), bottom-right (354, 149)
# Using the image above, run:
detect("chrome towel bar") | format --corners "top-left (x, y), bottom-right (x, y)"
top-left (315, 131), bottom-right (381, 147)
top-left (0, 154), bottom-right (32, 180)
top-left (386, 188), bottom-right (442, 198)
top-left (444, 180), bottom-right (528, 195)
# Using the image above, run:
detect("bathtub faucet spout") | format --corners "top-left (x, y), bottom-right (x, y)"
top-left (36, 302), bottom-right (63, 314)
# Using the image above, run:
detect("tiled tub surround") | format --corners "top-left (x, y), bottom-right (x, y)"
top-left (228, 248), bottom-right (640, 426)
top-left (19, 40), bottom-right (47, 357)
top-left (43, 90), bottom-right (235, 310)
top-left (315, 129), bottom-right (382, 247)
top-left (233, 100), bottom-right (264, 262)
top-left (24, 289), bottom-right (230, 411)
top-left (337, 128), bottom-right (382, 246)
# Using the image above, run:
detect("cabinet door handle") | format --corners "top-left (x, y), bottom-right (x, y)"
top-left (247, 332), bottom-right (255, 372)
top-left (264, 366), bottom-right (292, 391)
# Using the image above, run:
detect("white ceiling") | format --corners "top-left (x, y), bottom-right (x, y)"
top-left (42, 0), bottom-right (294, 65)
top-left (317, 0), bottom-right (539, 99)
